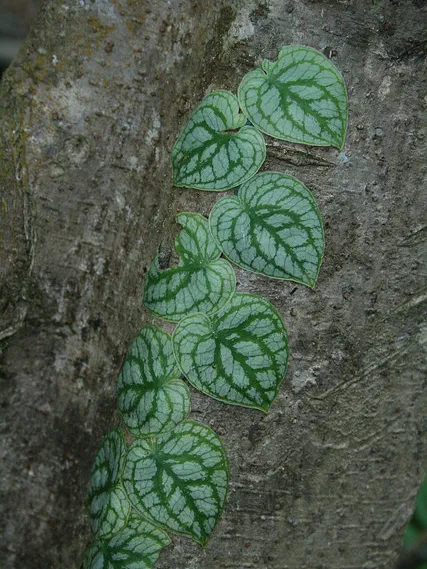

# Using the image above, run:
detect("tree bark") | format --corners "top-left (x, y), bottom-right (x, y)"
top-left (0, 1), bottom-right (425, 568)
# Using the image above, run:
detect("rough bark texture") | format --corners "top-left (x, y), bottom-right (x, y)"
top-left (0, 1), bottom-right (425, 568)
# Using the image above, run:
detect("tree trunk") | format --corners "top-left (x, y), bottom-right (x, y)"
top-left (1, 1), bottom-right (425, 568)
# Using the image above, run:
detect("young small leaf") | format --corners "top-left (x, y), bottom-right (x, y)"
top-left (238, 45), bottom-right (348, 148)
top-left (173, 293), bottom-right (288, 411)
top-left (88, 429), bottom-right (131, 539)
top-left (209, 171), bottom-right (324, 287)
top-left (83, 513), bottom-right (171, 569)
top-left (172, 90), bottom-right (266, 190)
top-left (143, 212), bottom-right (236, 322)
top-left (118, 326), bottom-right (190, 436)
top-left (123, 421), bottom-right (228, 545)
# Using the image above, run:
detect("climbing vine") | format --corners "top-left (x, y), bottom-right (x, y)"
top-left (83, 45), bottom-right (348, 568)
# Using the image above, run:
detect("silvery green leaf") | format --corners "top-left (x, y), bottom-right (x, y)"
top-left (88, 430), bottom-right (131, 539)
top-left (83, 514), bottom-right (170, 569)
top-left (238, 45), bottom-right (348, 148)
top-left (209, 172), bottom-right (324, 287)
top-left (172, 90), bottom-right (266, 190)
top-left (123, 421), bottom-right (228, 546)
top-left (143, 212), bottom-right (236, 322)
top-left (173, 293), bottom-right (288, 412)
top-left (118, 326), bottom-right (190, 436)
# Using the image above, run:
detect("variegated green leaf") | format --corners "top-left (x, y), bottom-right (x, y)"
top-left (83, 513), bottom-right (171, 569)
top-left (123, 421), bottom-right (228, 545)
top-left (118, 326), bottom-right (190, 436)
top-left (172, 293), bottom-right (288, 411)
top-left (88, 430), bottom-right (131, 539)
top-left (209, 172), bottom-right (324, 287)
top-left (172, 90), bottom-right (266, 190)
top-left (143, 212), bottom-right (236, 322)
top-left (238, 45), bottom-right (348, 148)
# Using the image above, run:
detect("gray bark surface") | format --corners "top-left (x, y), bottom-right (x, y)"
top-left (0, 1), bottom-right (425, 568)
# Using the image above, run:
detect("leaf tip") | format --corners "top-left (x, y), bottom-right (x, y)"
top-left (198, 535), bottom-right (210, 548)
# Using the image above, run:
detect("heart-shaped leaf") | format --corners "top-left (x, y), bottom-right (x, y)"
top-left (173, 293), bottom-right (288, 411)
top-left (238, 45), bottom-right (348, 148)
top-left (83, 513), bottom-right (171, 569)
top-left (118, 326), bottom-right (190, 436)
top-left (172, 90), bottom-right (266, 190)
top-left (123, 421), bottom-right (228, 545)
top-left (88, 429), bottom-right (131, 539)
top-left (143, 212), bottom-right (236, 322)
top-left (209, 172), bottom-right (324, 287)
